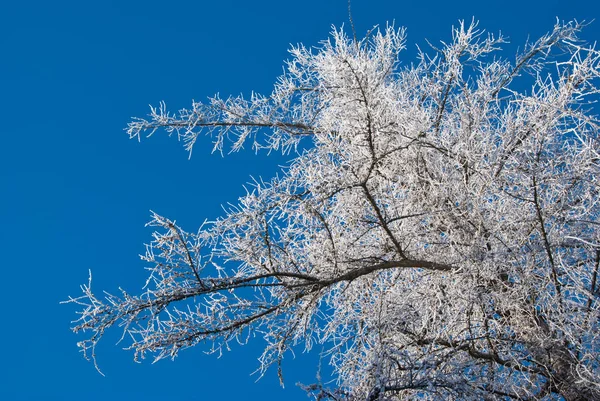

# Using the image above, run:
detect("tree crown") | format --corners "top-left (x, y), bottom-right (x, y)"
top-left (66, 20), bottom-right (600, 400)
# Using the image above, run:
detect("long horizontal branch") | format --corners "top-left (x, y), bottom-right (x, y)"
top-left (133, 120), bottom-right (315, 135)
top-left (324, 259), bottom-right (454, 284)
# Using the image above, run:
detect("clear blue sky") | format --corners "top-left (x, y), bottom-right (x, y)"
top-left (1, 1), bottom-right (598, 400)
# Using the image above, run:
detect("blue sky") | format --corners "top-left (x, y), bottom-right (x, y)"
top-left (1, 0), bottom-right (599, 400)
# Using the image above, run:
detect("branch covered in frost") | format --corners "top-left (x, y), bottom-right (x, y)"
top-left (67, 21), bottom-right (600, 400)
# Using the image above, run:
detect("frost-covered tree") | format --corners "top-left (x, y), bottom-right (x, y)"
top-left (66, 21), bottom-right (600, 400)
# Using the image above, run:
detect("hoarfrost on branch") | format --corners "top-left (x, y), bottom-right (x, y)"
top-left (66, 21), bottom-right (600, 400)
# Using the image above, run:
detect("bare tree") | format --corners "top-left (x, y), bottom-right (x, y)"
top-left (65, 21), bottom-right (600, 400)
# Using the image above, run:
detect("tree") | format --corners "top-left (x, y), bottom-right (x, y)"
top-left (65, 20), bottom-right (600, 400)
